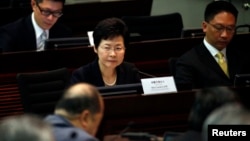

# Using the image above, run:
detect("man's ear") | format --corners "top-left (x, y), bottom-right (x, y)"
top-left (31, 0), bottom-right (36, 10)
top-left (202, 21), bottom-right (207, 33)
top-left (80, 110), bottom-right (90, 128)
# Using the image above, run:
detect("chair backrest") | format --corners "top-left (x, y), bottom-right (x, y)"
top-left (236, 24), bottom-right (250, 33)
top-left (16, 68), bottom-right (70, 117)
top-left (181, 28), bottom-right (205, 38)
top-left (122, 13), bottom-right (183, 41)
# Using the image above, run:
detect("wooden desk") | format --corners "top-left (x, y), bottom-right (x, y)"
top-left (97, 90), bottom-right (197, 139)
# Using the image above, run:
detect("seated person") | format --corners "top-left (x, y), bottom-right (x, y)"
top-left (44, 83), bottom-right (104, 141)
top-left (70, 17), bottom-right (140, 87)
top-left (0, 114), bottom-right (54, 141)
top-left (0, 0), bottom-right (72, 52)
top-left (174, 1), bottom-right (250, 89)
top-left (202, 102), bottom-right (250, 141)
top-left (169, 86), bottom-right (237, 141)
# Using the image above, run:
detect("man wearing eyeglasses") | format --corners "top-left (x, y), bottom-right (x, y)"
top-left (174, 1), bottom-right (250, 89)
top-left (0, 0), bottom-right (72, 52)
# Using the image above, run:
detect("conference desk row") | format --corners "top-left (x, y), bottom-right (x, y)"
top-left (0, 36), bottom-right (206, 84)
top-left (0, 36), bottom-right (207, 120)
top-left (0, 33), bottom-right (250, 140)
top-left (1, 84), bottom-right (250, 140)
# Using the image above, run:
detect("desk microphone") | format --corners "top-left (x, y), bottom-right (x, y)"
top-left (119, 121), bottom-right (134, 134)
top-left (109, 121), bottom-right (134, 141)
top-left (132, 67), bottom-right (156, 78)
top-left (138, 70), bottom-right (156, 78)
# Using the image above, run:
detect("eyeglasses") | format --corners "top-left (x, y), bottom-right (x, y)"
top-left (100, 46), bottom-right (125, 53)
top-left (36, 3), bottom-right (63, 18)
top-left (207, 22), bottom-right (235, 34)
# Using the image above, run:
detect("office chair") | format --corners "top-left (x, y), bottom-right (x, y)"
top-left (122, 13), bottom-right (183, 41)
top-left (16, 68), bottom-right (70, 117)
top-left (236, 24), bottom-right (250, 33)
top-left (181, 28), bottom-right (205, 38)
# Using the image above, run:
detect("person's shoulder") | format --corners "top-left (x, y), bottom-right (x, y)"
top-left (53, 124), bottom-right (98, 141)
top-left (73, 61), bottom-right (96, 74)
top-left (72, 129), bottom-right (99, 141)
top-left (1, 16), bottom-right (29, 30)
top-left (179, 43), bottom-right (202, 59)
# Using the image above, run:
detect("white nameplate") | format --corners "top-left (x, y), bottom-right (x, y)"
top-left (141, 76), bottom-right (177, 95)
top-left (87, 31), bottom-right (94, 47)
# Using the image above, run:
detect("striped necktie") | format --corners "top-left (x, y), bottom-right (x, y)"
top-left (37, 31), bottom-right (47, 51)
top-left (216, 52), bottom-right (229, 77)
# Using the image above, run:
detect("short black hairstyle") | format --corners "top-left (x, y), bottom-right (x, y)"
top-left (55, 86), bottom-right (101, 116)
top-left (204, 1), bottom-right (238, 22)
top-left (93, 17), bottom-right (129, 49)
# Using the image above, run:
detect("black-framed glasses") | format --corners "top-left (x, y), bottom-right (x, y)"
top-left (36, 3), bottom-right (63, 18)
top-left (207, 22), bottom-right (235, 34)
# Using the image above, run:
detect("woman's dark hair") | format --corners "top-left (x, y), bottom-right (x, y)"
top-left (93, 17), bottom-right (129, 48)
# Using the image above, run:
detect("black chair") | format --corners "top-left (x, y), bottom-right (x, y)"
top-left (122, 13), bottom-right (183, 41)
top-left (236, 24), bottom-right (250, 33)
top-left (168, 57), bottom-right (192, 91)
top-left (16, 68), bottom-right (70, 117)
top-left (181, 28), bottom-right (205, 38)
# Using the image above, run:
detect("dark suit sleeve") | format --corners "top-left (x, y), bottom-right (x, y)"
top-left (70, 68), bottom-right (85, 85)
top-left (175, 55), bottom-right (195, 88)
top-left (0, 28), bottom-right (13, 52)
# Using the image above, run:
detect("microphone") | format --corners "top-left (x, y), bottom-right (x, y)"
top-left (132, 67), bottom-right (156, 78)
top-left (119, 121), bottom-right (134, 134)
top-left (108, 121), bottom-right (134, 141)
top-left (138, 70), bottom-right (156, 78)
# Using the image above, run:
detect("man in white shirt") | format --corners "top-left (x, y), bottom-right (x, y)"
top-left (0, 0), bottom-right (72, 52)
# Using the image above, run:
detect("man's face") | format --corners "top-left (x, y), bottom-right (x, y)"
top-left (32, 0), bottom-right (63, 30)
top-left (86, 112), bottom-right (103, 136)
top-left (84, 96), bottom-right (104, 136)
top-left (202, 11), bottom-right (236, 50)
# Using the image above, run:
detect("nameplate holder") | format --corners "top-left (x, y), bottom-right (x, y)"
top-left (141, 76), bottom-right (177, 95)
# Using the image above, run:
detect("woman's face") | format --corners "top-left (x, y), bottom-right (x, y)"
top-left (94, 35), bottom-right (125, 70)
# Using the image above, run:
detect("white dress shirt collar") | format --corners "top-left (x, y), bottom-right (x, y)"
top-left (31, 12), bottom-right (48, 39)
top-left (203, 38), bottom-right (227, 61)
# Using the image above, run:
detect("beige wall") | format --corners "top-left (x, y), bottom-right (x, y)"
top-left (151, 0), bottom-right (250, 29)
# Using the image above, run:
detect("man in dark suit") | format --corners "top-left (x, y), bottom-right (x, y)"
top-left (169, 86), bottom-right (237, 141)
top-left (175, 1), bottom-right (250, 89)
top-left (0, 0), bottom-right (72, 52)
top-left (44, 83), bottom-right (104, 141)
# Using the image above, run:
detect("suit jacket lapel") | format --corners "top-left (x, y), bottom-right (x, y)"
top-left (195, 43), bottom-right (229, 79)
top-left (24, 15), bottom-right (37, 50)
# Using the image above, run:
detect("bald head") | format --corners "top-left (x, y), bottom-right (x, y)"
top-left (55, 83), bottom-right (104, 117)
top-left (53, 83), bottom-right (104, 136)
top-left (64, 83), bottom-right (100, 98)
